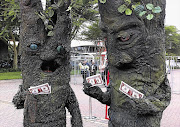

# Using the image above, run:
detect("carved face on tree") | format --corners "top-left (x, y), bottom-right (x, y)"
top-left (18, 1), bottom-right (83, 126)
top-left (99, 0), bottom-right (166, 90)
top-left (83, 1), bottom-right (170, 127)
top-left (20, 0), bottom-right (71, 89)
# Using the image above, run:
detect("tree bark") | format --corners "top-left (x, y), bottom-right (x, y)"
top-left (13, 0), bottom-right (83, 126)
top-left (84, 0), bottom-right (171, 127)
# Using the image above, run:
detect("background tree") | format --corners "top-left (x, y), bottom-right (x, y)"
top-left (165, 25), bottom-right (180, 56)
top-left (0, 0), bottom-right (20, 69)
top-left (70, 0), bottom-right (99, 40)
top-left (81, 20), bottom-right (104, 41)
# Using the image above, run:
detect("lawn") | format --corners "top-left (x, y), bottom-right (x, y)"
top-left (0, 70), bottom-right (81, 80)
top-left (0, 71), bottom-right (22, 80)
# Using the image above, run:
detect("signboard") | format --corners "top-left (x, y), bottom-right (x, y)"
top-left (86, 74), bottom-right (104, 86)
top-left (119, 81), bottom-right (144, 98)
top-left (29, 83), bottom-right (51, 95)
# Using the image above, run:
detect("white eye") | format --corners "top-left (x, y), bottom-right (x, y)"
top-left (30, 44), bottom-right (38, 50)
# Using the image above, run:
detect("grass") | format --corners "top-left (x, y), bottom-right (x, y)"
top-left (0, 71), bottom-right (22, 80)
top-left (0, 69), bottom-right (91, 80)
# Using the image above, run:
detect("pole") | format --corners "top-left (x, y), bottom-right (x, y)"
top-left (89, 96), bottom-right (92, 119)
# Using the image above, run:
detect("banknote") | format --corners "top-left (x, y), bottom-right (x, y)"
top-left (86, 74), bottom-right (104, 86)
top-left (29, 83), bottom-right (51, 95)
top-left (119, 81), bottom-right (144, 98)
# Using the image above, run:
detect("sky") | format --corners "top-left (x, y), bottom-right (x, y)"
top-left (41, 0), bottom-right (180, 31)
top-left (165, 0), bottom-right (180, 31)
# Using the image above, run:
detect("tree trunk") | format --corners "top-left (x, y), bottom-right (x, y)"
top-left (10, 30), bottom-right (18, 69)
top-left (83, 0), bottom-right (171, 127)
top-left (99, 0), bottom-right (171, 126)
top-left (13, 0), bottom-right (82, 126)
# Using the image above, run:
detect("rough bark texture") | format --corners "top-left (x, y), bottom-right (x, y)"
top-left (12, 0), bottom-right (82, 126)
top-left (84, 0), bottom-right (171, 127)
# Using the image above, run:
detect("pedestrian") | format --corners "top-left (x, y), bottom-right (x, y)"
top-left (79, 61), bottom-right (89, 83)
top-left (90, 61), bottom-right (97, 76)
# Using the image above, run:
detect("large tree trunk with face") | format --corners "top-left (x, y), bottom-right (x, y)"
top-left (83, 0), bottom-right (171, 127)
top-left (12, 0), bottom-right (82, 126)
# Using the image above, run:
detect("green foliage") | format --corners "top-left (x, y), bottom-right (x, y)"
top-left (37, 0), bottom-right (99, 38)
top-left (152, 6), bottom-right (162, 13)
top-left (118, 5), bottom-right (127, 13)
top-left (81, 20), bottom-right (104, 41)
top-left (165, 26), bottom-right (180, 56)
top-left (135, 3), bottom-right (162, 20)
top-left (146, 14), bottom-right (154, 20)
top-left (47, 31), bottom-right (54, 36)
top-left (125, 8), bottom-right (132, 15)
top-left (0, 0), bottom-right (20, 41)
top-left (70, 0), bottom-right (99, 40)
top-left (146, 3), bottom-right (154, 10)
top-left (0, 0), bottom-right (20, 69)
top-left (139, 11), bottom-right (146, 17)
top-left (134, 5), bottom-right (144, 15)
top-left (98, 0), bottom-right (162, 20)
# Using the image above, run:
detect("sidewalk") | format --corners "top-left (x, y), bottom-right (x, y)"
top-left (161, 69), bottom-right (180, 127)
top-left (0, 78), bottom-right (108, 127)
top-left (0, 69), bottom-right (180, 127)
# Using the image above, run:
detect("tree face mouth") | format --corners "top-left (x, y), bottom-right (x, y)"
top-left (115, 62), bottom-right (136, 71)
top-left (41, 60), bottom-right (60, 73)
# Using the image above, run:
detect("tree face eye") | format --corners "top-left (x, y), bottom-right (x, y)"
top-left (57, 45), bottom-right (65, 54)
top-left (117, 32), bottom-right (131, 42)
top-left (57, 45), bottom-right (62, 53)
top-left (120, 36), bottom-right (130, 42)
top-left (30, 44), bottom-right (38, 50)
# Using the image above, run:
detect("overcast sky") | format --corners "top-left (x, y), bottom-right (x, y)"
top-left (41, 0), bottom-right (180, 30)
top-left (165, 0), bottom-right (180, 31)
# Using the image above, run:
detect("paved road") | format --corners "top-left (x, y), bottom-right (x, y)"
top-left (0, 78), bottom-right (108, 127)
top-left (0, 69), bottom-right (180, 127)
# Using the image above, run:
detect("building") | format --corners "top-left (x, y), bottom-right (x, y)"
top-left (71, 40), bottom-right (105, 54)
top-left (70, 40), bottom-right (107, 70)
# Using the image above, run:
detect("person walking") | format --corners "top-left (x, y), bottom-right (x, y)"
top-left (90, 61), bottom-right (97, 76)
top-left (79, 61), bottom-right (89, 83)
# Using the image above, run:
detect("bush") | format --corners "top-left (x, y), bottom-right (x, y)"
top-left (0, 68), bottom-right (21, 73)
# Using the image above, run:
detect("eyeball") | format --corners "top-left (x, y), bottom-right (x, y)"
top-left (30, 44), bottom-right (38, 50)
top-left (117, 32), bottom-right (131, 42)
top-left (57, 46), bottom-right (62, 53)
top-left (120, 36), bottom-right (130, 42)
top-left (57, 45), bottom-right (65, 54)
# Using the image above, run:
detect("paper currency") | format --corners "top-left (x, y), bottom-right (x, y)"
top-left (119, 81), bottom-right (144, 98)
top-left (86, 74), bottom-right (104, 86)
top-left (28, 83), bottom-right (51, 95)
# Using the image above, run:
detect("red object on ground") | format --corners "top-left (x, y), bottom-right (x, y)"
top-left (105, 70), bottom-right (110, 120)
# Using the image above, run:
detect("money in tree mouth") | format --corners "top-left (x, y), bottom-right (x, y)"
top-left (41, 60), bottom-right (60, 73)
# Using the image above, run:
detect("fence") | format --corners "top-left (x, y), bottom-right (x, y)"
top-left (70, 54), bottom-right (108, 84)
top-left (165, 56), bottom-right (180, 94)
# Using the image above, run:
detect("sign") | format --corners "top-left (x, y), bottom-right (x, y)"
top-left (86, 74), bottom-right (104, 86)
top-left (119, 81), bottom-right (144, 98)
top-left (29, 83), bottom-right (51, 95)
